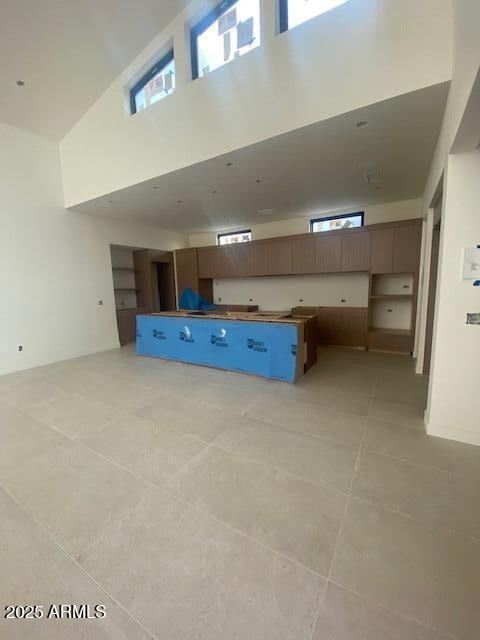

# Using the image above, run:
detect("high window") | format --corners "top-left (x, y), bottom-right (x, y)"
top-left (191, 0), bottom-right (260, 80)
top-left (218, 229), bottom-right (252, 245)
top-left (279, 0), bottom-right (348, 32)
top-left (130, 50), bottom-right (175, 114)
top-left (310, 212), bottom-right (364, 233)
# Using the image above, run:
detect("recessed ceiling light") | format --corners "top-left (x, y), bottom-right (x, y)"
top-left (212, 190), bottom-right (217, 194)
top-left (356, 121), bottom-right (368, 128)
top-left (177, 200), bottom-right (183, 204)
top-left (258, 208), bottom-right (274, 215)
top-left (16, 80), bottom-right (25, 87)
top-left (226, 161), bottom-right (233, 167)
top-left (152, 186), bottom-right (159, 190)
top-left (256, 179), bottom-right (262, 183)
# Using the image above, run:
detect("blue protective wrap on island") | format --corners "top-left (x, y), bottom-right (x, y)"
top-left (178, 287), bottom-right (217, 311)
top-left (136, 315), bottom-right (299, 383)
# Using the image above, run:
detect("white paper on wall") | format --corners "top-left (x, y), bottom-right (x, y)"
top-left (462, 247), bottom-right (480, 279)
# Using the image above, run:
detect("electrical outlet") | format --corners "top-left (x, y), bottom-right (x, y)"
top-left (18, 345), bottom-right (23, 352)
top-left (98, 300), bottom-right (103, 306)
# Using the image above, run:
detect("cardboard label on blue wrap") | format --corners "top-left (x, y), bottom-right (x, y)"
top-left (136, 315), bottom-right (298, 382)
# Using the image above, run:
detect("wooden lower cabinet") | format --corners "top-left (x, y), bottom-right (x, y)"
top-left (116, 308), bottom-right (146, 346)
top-left (293, 306), bottom-right (368, 348)
top-left (367, 329), bottom-right (413, 354)
top-left (318, 307), bottom-right (368, 347)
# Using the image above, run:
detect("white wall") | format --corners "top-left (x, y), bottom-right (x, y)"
top-left (59, 0), bottom-right (452, 207)
top-left (423, 0), bottom-right (480, 208)
top-left (425, 148), bottom-right (480, 445)
top-left (188, 198), bottom-right (422, 247)
top-left (416, 0), bottom-right (480, 375)
top-left (213, 273), bottom-right (369, 311)
top-left (0, 122), bottom-right (185, 376)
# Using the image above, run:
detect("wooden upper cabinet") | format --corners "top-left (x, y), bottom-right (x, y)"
top-left (291, 236), bottom-right (316, 274)
top-left (247, 239), bottom-right (292, 276)
top-left (392, 224), bottom-right (421, 273)
top-left (314, 233), bottom-right (342, 273)
top-left (215, 244), bottom-right (247, 278)
top-left (175, 248), bottom-right (199, 295)
top-left (341, 230), bottom-right (371, 272)
top-left (197, 246), bottom-right (217, 279)
top-left (267, 238), bottom-right (292, 275)
top-left (370, 228), bottom-right (394, 274)
top-left (246, 242), bottom-right (268, 276)
top-left (198, 245), bottom-right (247, 279)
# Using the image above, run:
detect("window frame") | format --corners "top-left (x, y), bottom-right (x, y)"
top-left (279, 0), bottom-right (347, 33)
top-left (130, 48), bottom-right (175, 115)
top-left (279, 0), bottom-right (289, 33)
top-left (190, 0), bottom-right (249, 80)
top-left (217, 229), bottom-right (252, 245)
top-left (310, 212), bottom-right (364, 233)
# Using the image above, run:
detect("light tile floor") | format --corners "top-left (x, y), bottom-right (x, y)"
top-left (1, 346), bottom-right (479, 639)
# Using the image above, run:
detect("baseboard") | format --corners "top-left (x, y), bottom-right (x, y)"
top-left (425, 415), bottom-right (480, 447)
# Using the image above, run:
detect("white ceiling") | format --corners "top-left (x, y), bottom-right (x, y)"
top-left (73, 83), bottom-right (449, 233)
top-left (0, 0), bottom-right (187, 140)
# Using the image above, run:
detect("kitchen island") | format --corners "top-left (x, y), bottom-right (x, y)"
top-left (136, 310), bottom-right (317, 383)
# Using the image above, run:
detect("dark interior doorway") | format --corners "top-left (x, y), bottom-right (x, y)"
top-left (423, 206), bottom-right (442, 376)
top-left (154, 261), bottom-right (176, 311)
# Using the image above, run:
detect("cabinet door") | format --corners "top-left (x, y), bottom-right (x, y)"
top-left (197, 246), bottom-right (217, 279)
top-left (175, 248), bottom-right (199, 296)
top-left (266, 239), bottom-right (292, 275)
top-left (215, 244), bottom-right (247, 278)
top-left (341, 231), bottom-right (371, 272)
top-left (291, 237), bottom-right (315, 274)
top-left (314, 234), bottom-right (342, 273)
top-left (392, 225), bottom-right (421, 273)
top-left (246, 242), bottom-right (268, 276)
top-left (370, 228), bottom-right (394, 274)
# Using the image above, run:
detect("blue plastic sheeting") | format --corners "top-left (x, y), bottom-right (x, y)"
top-left (136, 315), bottom-right (299, 383)
top-left (178, 287), bottom-right (217, 311)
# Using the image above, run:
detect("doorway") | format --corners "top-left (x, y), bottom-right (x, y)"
top-left (154, 261), bottom-right (176, 311)
top-left (423, 196), bottom-right (442, 375)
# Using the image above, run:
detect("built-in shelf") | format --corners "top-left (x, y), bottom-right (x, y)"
top-left (369, 294), bottom-right (413, 300)
top-left (369, 327), bottom-right (412, 336)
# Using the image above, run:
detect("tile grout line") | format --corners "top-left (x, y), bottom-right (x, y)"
top-left (0, 484), bottom-right (161, 640)
top-left (12, 395), bottom-right (354, 498)
top-left (4, 405), bottom-right (330, 582)
top-left (307, 367), bottom-right (377, 640)
top-left (325, 362), bottom-right (461, 640)
top-left (9, 366), bottom-right (480, 546)
top-left (327, 579), bottom-right (459, 640)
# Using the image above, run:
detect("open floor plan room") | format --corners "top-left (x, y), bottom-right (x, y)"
top-left (1, 0), bottom-right (479, 638)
